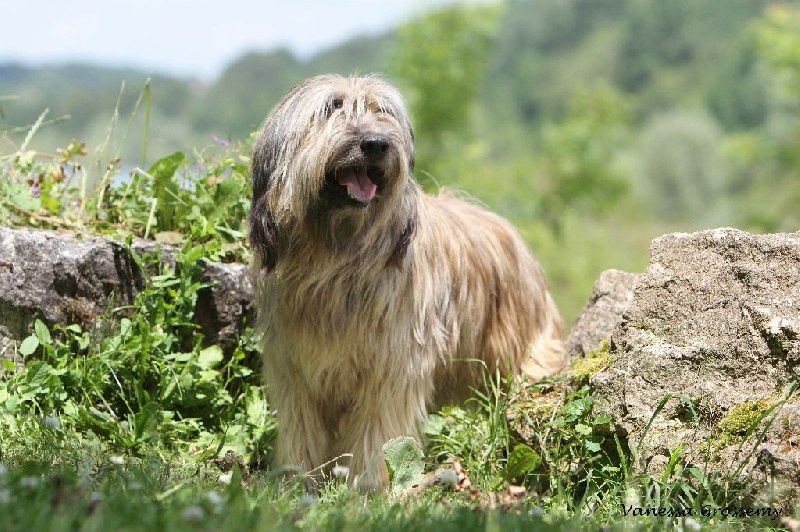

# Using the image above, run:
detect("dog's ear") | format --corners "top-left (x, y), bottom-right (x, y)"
top-left (387, 217), bottom-right (416, 271)
top-left (249, 134), bottom-right (280, 275)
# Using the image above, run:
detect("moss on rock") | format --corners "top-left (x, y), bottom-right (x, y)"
top-left (570, 339), bottom-right (615, 386)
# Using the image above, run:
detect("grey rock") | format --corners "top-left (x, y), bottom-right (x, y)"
top-left (593, 228), bottom-right (800, 505)
top-left (565, 269), bottom-right (639, 361)
top-left (0, 227), bottom-right (253, 355)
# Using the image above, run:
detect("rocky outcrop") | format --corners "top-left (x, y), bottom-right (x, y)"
top-left (0, 227), bottom-right (254, 356)
top-left (590, 228), bottom-right (800, 505)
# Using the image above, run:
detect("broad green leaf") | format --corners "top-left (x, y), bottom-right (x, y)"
top-left (423, 413), bottom-right (447, 436)
top-left (501, 443), bottom-right (542, 482)
top-left (181, 244), bottom-right (205, 264)
top-left (197, 345), bottom-right (223, 370)
top-left (34, 319), bottom-right (51, 345)
top-left (148, 151), bottom-right (186, 183)
top-left (383, 436), bottom-right (425, 495)
top-left (19, 335), bottom-right (39, 356)
top-left (593, 413), bottom-right (613, 425)
top-left (585, 440), bottom-right (602, 453)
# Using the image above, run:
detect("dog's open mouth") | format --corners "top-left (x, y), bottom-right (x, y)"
top-left (324, 165), bottom-right (385, 207)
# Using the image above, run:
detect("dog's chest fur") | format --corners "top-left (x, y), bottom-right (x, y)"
top-left (263, 252), bottom-right (440, 395)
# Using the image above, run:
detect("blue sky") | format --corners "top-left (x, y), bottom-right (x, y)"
top-left (1, 0), bottom-right (471, 80)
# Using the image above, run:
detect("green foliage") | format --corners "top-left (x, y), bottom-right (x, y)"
top-left (707, 32), bottom-right (769, 131)
top-left (0, 245), bottom-right (271, 460)
top-left (391, 4), bottom-right (502, 184)
top-left (636, 110), bottom-right (728, 222)
top-left (97, 140), bottom-right (252, 261)
top-left (424, 366), bottom-right (518, 489)
top-left (536, 386), bottom-right (620, 508)
top-left (0, 124), bottom-right (252, 262)
top-left (757, 5), bottom-right (800, 96)
top-left (500, 443), bottom-right (541, 485)
top-left (708, 4), bottom-right (800, 233)
top-left (535, 84), bottom-right (630, 234)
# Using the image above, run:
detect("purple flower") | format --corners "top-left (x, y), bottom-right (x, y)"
top-left (32, 186), bottom-right (41, 198)
top-left (211, 134), bottom-right (230, 147)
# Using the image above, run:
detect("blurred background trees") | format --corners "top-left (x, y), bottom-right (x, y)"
top-left (2, 0), bottom-right (799, 325)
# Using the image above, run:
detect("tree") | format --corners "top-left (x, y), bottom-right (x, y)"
top-left (390, 4), bottom-right (502, 186)
top-left (536, 84), bottom-right (630, 234)
top-left (637, 111), bottom-right (727, 222)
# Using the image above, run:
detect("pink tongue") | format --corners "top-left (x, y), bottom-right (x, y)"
top-left (337, 167), bottom-right (377, 203)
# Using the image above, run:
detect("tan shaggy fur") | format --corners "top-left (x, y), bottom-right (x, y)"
top-left (248, 74), bottom-right (564, 491)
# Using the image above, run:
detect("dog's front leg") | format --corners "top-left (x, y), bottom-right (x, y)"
top-left (334, 380), bottom-right (430, 492)
top-left (268, 373), bottom-right (330, 486)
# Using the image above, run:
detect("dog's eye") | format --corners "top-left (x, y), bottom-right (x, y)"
top-left (326, 98), bottom-right (344, 117)
top-left (373, 105), bottom-right (394, 118)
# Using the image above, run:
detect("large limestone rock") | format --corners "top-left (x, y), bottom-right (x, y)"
top-left (592, 228), bottom-right (800, 505)
top-left (0, 228), bottom-right (254, 356)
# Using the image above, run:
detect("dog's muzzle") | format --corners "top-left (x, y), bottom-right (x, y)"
top-left (324, 134), bottom-right (390, 208)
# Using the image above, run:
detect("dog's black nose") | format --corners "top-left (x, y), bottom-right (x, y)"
top-left (360, 135), bottom-right (389, 158)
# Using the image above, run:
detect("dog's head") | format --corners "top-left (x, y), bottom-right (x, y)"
top-left (250, 74), bottom-right (417, 273)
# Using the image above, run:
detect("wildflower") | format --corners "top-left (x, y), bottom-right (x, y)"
top-left (211, 134), bottom-right (230, 148)
top-left (32, 186), bottom-right (41, 198)
top-left (218, 470), bottom-right (233, 485)
top-left (181, 505), bottom-right (205, 522)
top-left (332, 465), bottom-right (349, 481)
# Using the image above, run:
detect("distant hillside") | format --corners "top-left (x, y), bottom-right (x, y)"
top-left (0, 32), bottom-right (394, 161)
top-left (485, 0), bottom-right (772, 132)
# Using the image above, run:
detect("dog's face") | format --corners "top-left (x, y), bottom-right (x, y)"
top-left (250, 75), bottom-right (416, 272)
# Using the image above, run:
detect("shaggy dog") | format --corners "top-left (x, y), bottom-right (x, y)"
top-left (248, 74), bottom-right (564, 491)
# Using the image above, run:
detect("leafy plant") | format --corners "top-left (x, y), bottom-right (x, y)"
top-left (0, 243), bottom-right (271, 461)
top-left (99, 143), bottom-right (252, 261)
top-left (0, 95), bottom-right (253, 263)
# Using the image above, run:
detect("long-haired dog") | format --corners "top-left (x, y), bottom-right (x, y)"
top-left (249, 74), bottom-right (564, 491)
